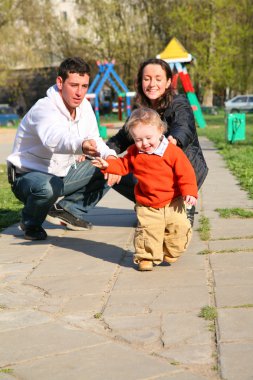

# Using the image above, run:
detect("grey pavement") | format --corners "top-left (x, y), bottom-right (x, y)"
top-left (0, 132), bottom-right (253, 380)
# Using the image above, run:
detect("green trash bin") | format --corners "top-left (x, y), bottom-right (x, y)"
top-left (226, 113), bottom-right (246, 143)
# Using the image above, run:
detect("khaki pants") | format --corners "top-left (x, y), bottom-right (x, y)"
top-left (134, 197), bottom-right (192, 265)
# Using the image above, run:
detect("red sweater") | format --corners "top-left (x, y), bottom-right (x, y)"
top-left (104, 143), bottom-right (198, 208)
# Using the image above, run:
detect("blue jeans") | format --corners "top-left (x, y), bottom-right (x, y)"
top-left (12, 160), bottom-right (135, 228)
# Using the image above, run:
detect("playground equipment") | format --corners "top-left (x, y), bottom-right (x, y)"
top-left (87, 61), bottom-right (133, 128)
top-left (157, 37), bottom-right (206, 128)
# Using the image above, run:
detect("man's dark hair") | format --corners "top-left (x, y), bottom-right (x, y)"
top-left (58, 57), bottom-right (90, 81)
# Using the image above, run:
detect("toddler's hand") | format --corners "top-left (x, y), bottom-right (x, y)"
top-left (104, 173), bottom-right (122, 186)
top-left (184, 195), bottom-right (197, 206)
top-left (92, 156), bottom-right (109, 169)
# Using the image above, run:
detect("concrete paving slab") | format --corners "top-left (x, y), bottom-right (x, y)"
top-left (209, 239), bottom-right (253, 252)
top-left (24, 272), bottom-right (116, 297)
top-left (214, 269), bottom-right (253, 287)
top-left (215, 285), bottom-right (253, 308)
top-left (0, 309), bottom-right (52, 332)
top-left (159, 344), bottom-right (213, 366)
top-left (103, 289), bottom-right (161, 316)
top-left (219, 343), bottom-right (253, 380)
top-left (210, 251), bottom-right (253, 272)
top-left (1, 136), bottom-right (253, 379)
top-left (0, 373), bottom-right (15, 380)
top-left (217, 308), bottom-right (253, 342)
top-left (26, 250), bottom-right (120, 278)
top-left (113, 266), bottom-right (207, 292)
top-left (209, 219), bottom-right (253, 240)
top-left (60, 293), bottom-right (105, 315)
top-left (11, 340), bottom-right (181, 380)
top-left (146, 372), bottom-right (217, 380)
top-left (0, 283), bottom-right (47, 309)
top-left (162, 313), bottom-right (212, 347)
top-left (151, 286), bottom-right (210, 313)
top-left (0, 322), bottom-right (107, 366)
top-left (104, 313), bottom-right (161, 331)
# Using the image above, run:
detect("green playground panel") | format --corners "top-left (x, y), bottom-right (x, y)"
top-left (186, 92), bottom-right (206, 128)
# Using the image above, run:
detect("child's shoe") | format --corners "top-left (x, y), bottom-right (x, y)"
top-left (138, 260), bottom-right (153, 271)
top-left (163, 255), bottom-right (178, 264)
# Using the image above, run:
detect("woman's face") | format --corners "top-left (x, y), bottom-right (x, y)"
top-left (142, 64), bottom-right (171, 105)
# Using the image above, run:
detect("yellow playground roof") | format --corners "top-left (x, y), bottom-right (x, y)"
top-left (156, 37), bottom-right (192, 63)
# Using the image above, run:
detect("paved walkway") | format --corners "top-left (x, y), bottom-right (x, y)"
top-left (0, 133), bottom-right (253, 380)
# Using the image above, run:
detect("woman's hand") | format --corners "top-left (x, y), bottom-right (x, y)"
top-left (168, 135), bottom-right (177, 145)
top-left (184, 195), bottom-right (197, 207)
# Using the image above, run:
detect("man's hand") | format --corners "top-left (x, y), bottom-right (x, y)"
top-left (82, 139), bottom-right (99, 157)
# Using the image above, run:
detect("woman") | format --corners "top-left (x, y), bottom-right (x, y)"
top-left (108, 58), bottom-right (208, 226)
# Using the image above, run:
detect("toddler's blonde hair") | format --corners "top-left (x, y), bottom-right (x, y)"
top-left (126, 107), bottom-right (167, 138)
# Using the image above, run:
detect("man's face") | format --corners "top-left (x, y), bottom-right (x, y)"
top-left (56, 72), bottom-right (90, 112)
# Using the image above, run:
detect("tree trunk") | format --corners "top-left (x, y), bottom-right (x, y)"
top-left (202, 87), bottom-right (213, 107)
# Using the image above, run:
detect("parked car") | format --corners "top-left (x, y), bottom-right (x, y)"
top-left (224, 95), bottom-right (253, 113)
top-left (0, 104), bottom-right (19, 126)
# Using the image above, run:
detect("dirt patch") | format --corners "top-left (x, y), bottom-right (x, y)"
top-left (0, 128), bottom-right (17, 143)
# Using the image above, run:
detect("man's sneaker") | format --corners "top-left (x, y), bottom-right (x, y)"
top-left (46, 205), bottom-right (92, 231)
top-left (19, 223), bottom-right (47, 241)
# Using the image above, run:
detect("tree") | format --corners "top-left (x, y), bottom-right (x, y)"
top-left (75, 0), bottom-right (167, 88)
top-left (158, 0), bottom-right (253, 104)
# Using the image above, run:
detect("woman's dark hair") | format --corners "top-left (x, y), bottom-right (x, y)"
top-left (58, 57), bottom-right (90, 82)
top-left (135, 58), bottom-right (174, 117)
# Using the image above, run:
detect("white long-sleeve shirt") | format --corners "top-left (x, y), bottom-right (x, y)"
top-left (7, 85), bottom-right (116, 176)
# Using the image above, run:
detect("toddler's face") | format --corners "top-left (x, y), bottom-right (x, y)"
top-left (131, 123), bottom-right (163, 154)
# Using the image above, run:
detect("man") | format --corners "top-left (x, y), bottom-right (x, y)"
top-left (7, 57), bottom-right (117, 241)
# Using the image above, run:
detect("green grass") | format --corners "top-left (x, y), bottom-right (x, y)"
top-left (0, 120), bottom-right (20, 129)
top-left (215, 207), bottom-right (253, 218)
top-left (93, 312), bottom-right (102, 319)
top-left (0, 164), bottom-right (22, 231)
top-left (223, 304), bottom-right (253, 309)
top-left (199, 305), bottom-right (217, 321)
top-left (197, 215), bottom-right (211, 241)
top-left (0, 368), bottom-right (14, 374)
top-left (198, 111), bottom-right (253, 200)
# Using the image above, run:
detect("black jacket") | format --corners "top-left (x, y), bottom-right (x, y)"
top-left (107, 94), bottom-right (208, 189)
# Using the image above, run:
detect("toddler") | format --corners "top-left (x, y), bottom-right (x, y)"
top-left (92, 107), bottom-right (198, 271)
